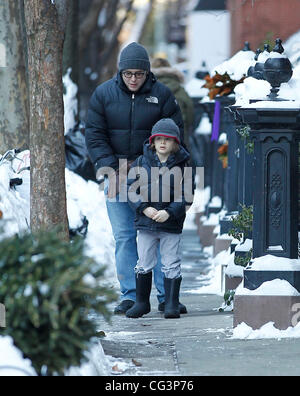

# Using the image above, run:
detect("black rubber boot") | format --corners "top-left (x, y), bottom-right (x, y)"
top-left (164, 277), bottom-right (181, 319)
top-left (158, 301), bottom-right (187, 314)
top-left (126, 272), bottom-right (152, 318)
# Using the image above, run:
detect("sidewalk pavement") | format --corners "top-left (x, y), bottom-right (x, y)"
top-left (97, 229), bottom-right (300, 376)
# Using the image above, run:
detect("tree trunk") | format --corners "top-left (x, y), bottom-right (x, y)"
top-left (63, 0), bottom-right (79, 85)
top-left (24, 0), bottom-right (69, 240)
top-left (0, 0), bottom-right (29, 153)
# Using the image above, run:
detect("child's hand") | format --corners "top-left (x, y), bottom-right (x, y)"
top-left (143, 207), bottom-right (158, 219)
top-left (152, 210), bottom-right (170, 223)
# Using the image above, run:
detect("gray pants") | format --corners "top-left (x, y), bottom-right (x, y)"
top-left (136, 230), bottom-right (182, 279)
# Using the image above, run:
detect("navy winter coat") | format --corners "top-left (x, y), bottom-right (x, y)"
top-left (85, 72), bottom-right (184, 171)
top-left (127, 143), bottom-right (195, 234)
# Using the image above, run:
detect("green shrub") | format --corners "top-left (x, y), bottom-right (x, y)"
top-left (0, 229), bottom-right (117, 376)
top-left (237, 125), bottom-right (254, 154)
top-left (228, 205), bottom-right (253, 242)
top-left (219, 289), bottom-right (235, 312)
top-left (234, 250), bottom-right (253, 268)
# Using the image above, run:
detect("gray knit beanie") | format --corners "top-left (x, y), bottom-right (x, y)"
top-left (150, 118), bottom-right (181, 144)
top-left (119, 42), bottom-right (151, 72)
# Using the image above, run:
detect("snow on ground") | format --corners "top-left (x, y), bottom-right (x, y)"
top-left (66, 341), bottom-right (111, 376)
top-left (0, 154), bottom-right (118, 375)
top-left (184, 186), bottom-right (210, 230)
top-left (0, 336), bottom-right (36, 376)
top-left (225, 252), bottom-right (243, 278)
top-left (187, 248), bottom-right (231, 296)
top-left (63, 68), bottom-right (78, 134)
top-left (65, 169), bottom-right (117, 286)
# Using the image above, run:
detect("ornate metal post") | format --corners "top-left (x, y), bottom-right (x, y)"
top-left (216, 96), bottom-right (239, 233)
top-left (237, 107), bottom-right (300, 258)
top-left (233, 40), bottom-right (300, 330)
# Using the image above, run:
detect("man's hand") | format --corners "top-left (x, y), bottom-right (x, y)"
top-left (107, 160), bottom-right (134, 199)
top-left (152, 210), bottom-right (170, 223)
top-left (143, 207), bottom-right (158, 219)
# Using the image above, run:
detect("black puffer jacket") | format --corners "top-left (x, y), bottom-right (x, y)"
top-left (85, 72), bottom-right (184, 171)
top-left (127, 143), bottom-right (194, 234)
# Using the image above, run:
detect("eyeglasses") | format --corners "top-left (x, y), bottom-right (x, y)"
top-left (122, 71), bottom-right (147, 79)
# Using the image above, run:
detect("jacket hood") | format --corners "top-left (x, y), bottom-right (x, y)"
top-left (142, 141), bottom-right (190, 168)
top-left (152, 66), bottom-right (185, 84)
top-left (116, 71), bottom-right (157, 94)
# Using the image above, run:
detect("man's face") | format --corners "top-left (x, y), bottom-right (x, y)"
top-left (122, 69), bottom-right (148, 92)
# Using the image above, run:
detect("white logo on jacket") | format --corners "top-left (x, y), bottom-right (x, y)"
top-left (146, 96), bottom-right (159, 104)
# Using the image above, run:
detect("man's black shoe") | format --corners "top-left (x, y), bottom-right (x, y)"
top-left (114, 300), bottom-right (135, 315)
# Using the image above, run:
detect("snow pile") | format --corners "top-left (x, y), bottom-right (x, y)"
top-left (225, 252), bottom-right (244, 278)
top-left (0, 336), bottom-right (111, 377)
top-left (0, 336), bottom-right (36, 376)
top-left (0, 152), bottom-right (116, 284)
top-left (0, 155), bottom-right (117, 376)
top-left (0, 151), bottom-right (30, 239)
top-left (233, 321), bottom-right (300, 340)
top-left (65, 169), bottom-right (116, 284)
top-left (234, 77), bottom-right (270, 106)
top-left (256, 50), bottom-right (271, 63)
top-left (195, 114), bottom-right (211, 135)
top-left (248, 254), bottom-right (300, 271)
top-left (279, 63), bottom-right (300, 102)
top-left (66, 341), bottom-right (110, 376)
top-left (186, 186), bottom-right (211, 215)
top-left (246, 100), bottom-right (300, 109)
top-left (188, 248), bottom-right (231, 296)
top-left (185, 78), bottom-right (208, 98)
top-left (235, 279), bottom-right (300, 297)
top-left (211, 49), bottom-right (255, 82)
top-left (208, 196), bottom-right (222, 209)
top-left (235, 238), bottom-right (252, 253)
top-left (63, 68), bottom-right (78, 135)
top-left (203, 213), bottom-right (220, 226)
top-left (234, 50), bottom-right (300, 105)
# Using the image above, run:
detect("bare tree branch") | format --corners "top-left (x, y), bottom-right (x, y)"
top-left (79, 0), bottom-right (107, 54)
top-left (97, 0), bottom-right (134, 73)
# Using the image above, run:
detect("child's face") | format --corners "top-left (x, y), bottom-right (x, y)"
top-left (154, 136), bottom-right (176, 156)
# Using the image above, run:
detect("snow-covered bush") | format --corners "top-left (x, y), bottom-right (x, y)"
top-left (0, 229), bottom-right (117, 376)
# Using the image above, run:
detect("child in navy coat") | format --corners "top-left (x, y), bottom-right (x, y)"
top-left (126, 118), bottom-right (194, 319)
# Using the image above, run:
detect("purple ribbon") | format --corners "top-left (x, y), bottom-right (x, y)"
top-left (211, 100), bottom-right (221, 142)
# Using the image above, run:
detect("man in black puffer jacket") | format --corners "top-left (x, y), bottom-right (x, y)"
top-left (85, 42), bottom-right (185, 315)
